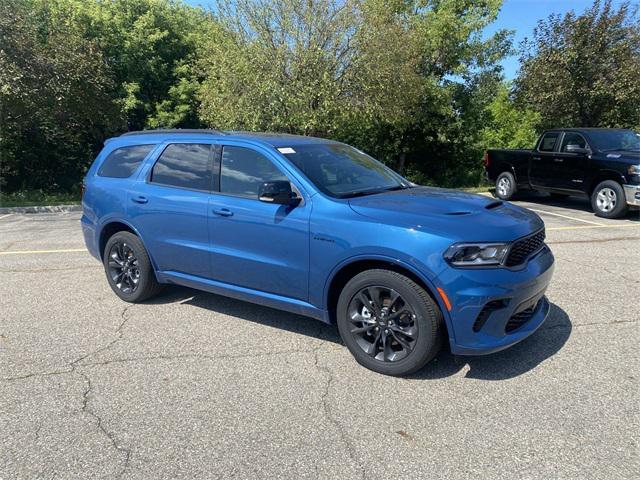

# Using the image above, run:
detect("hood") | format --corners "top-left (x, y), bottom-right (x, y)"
top-left (602, 150), bottom-right (640, 162)
top-left (348, 186), bottom-right (544, 242)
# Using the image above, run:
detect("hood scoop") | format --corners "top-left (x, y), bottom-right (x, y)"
top-left (485, 200), bottom-right (503, 210)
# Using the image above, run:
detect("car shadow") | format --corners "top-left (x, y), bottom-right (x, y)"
top-left (410, 302), bottom-right (572, 381)
top-left (492, 189), bottom-right (640, 221)
top-left (144, 287), bottom-right (571, 381)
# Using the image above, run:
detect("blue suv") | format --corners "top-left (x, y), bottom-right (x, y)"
top-left (82, 129), bottom-right (555, 376)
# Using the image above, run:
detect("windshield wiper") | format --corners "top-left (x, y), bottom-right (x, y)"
top-left (340, 185), bottom-right (409, 198)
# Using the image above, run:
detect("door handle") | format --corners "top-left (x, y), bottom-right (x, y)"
top-left (532, 156), bottom-right (541, 161)
top-left (553, 158), bottom-right (564, 163)
top-left (212, 208), bottom-right (233, 217)
top-left (131, 196), bottom-right (148, 204)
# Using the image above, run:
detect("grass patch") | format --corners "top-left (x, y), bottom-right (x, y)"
top-left (0, 190), bottom-right (80, 208)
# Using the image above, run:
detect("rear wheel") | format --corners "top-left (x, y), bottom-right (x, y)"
top-left (336, 269), bottom-right (443, 376)
top-left (591, 180), bottom-right (628, 219)
top-left (103, 231), bottom-right (163, 302)
top-left (495, 171), bottom-right (517, 200)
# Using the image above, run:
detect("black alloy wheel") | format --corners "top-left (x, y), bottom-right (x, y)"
top-left (347, 285), bottom-right (418, 362)
top-left (103, 231), bottom-right (163, 302)
top-left (107, 241), bottom-right (140, 294)
top-left (337, 269), bottom-right (443, 376)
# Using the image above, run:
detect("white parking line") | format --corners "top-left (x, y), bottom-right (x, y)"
top-left (527, 208), bottom-right (604, 226)
top-left (0, 248), bottom-right (87, 256)
top-left (0, 214), bottom-right (14, 220)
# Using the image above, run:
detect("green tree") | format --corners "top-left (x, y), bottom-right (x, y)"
top-left (0, 0), bottom-right (119, 192)
top-left (479, 82), bottom-right (540, 149)
top-left (198, 0), bottom-right (511, 186)
top-left (515, 0), bottom-right (640, 129)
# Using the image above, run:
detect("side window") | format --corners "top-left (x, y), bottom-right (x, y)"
top-left (560, 133), bottom-right (588, 152)
top-left (150, 144), bottom-right (212, 191)
top-left (538, 132), bottom-right (560, 152)
top-left (220, 146), bottom-right (288, 198)
top-left (97, 145), bottom-right (154, 178)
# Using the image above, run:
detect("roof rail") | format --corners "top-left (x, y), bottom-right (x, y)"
top-left (120, 128), bottom-right (224, 137)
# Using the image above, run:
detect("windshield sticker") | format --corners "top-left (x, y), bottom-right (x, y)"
top-left (277, 147), bottom-right (296, 154)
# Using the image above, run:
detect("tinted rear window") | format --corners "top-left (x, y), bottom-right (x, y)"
top-left (97, 145), bottom-right (154, 178)
top-left (538, 132), bottom-right (560, 152)
top-left (150, 144), bottom-right (212, 191)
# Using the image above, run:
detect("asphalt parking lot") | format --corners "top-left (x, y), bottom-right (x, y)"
top-left (1, 194), bottom-right (639, 479)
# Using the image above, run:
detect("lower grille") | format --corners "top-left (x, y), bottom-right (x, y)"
top-left (505, 301), bottom-right (540, 333)
top-left (505, 229), bottom-right (546, 267)
top-left (473, 300), bottom-right (507, 332)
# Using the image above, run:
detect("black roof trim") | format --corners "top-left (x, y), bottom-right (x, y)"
top-left (120, 129), bottom-right (225, 137)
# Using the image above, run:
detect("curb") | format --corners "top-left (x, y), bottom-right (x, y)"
top-left (0, 204), bottom-right (82, 214)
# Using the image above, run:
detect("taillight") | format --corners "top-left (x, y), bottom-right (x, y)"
top-left (483, 151), bottom-right (490, 168)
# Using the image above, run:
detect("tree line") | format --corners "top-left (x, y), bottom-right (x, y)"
top-left (1, 0), bottom-right (638, 195)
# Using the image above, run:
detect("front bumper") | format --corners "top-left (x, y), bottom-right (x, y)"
top-left (623, 184), bottom-right (640, 207)
top-left (438, 245), bottom-right (555, 355)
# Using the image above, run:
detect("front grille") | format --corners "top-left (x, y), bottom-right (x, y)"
top-left (505, 229), bottom-right (546, 267)
top-left (505, 302), bottom-right (539, 333)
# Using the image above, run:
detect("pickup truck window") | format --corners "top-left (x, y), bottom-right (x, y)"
top-left (588, 129), bottom-right (640, 152)
top-left (560, 133), bottom-right (588, 152)
top-left (538, 132), bottom-right (560, 152)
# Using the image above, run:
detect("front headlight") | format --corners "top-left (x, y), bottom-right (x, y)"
top-left (628, 165), bottom-right (640, 175)
top-left (444, 243), bottom-right (510, 267)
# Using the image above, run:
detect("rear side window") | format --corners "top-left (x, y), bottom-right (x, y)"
top-left (97, 145), bottom-right (154, 178)
top-left (538, 132), bottom-right (560, 152)
top-left (150, 144), bottom-right (212, 191)
top-left (220, 146), bottom-right (288, 198)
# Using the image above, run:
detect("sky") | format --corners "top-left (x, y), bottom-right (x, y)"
top-left (186, 0), bottom-right (636, 79)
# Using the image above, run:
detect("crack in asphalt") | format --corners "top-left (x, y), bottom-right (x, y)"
top-left (313, 348), bottom-right (366, 480)
top-left (78, 370), bottom-right (131, 479)
top-left (1, 304), bottom-right (135, 478)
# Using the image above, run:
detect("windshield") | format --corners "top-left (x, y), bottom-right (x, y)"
top-left (279, 143), bottom-right (410, 198)
top-left (588, 130), bottom-right (640, 152)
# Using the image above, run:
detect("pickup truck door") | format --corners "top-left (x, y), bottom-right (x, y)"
top-left (551, 132), bottom-right (591, 191)
top-left (530, 131), bottom-right (561, 188)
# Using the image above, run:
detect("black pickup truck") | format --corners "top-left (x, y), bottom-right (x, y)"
top-left (485, 128), bottom-right (640, 218)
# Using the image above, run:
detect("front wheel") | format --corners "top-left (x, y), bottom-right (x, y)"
top-left (591, 180), bottom-right (628, 219)
top-left (336, 269), bottom-right (443, 376)
top-left (495, 171), bottom-right (517, 200)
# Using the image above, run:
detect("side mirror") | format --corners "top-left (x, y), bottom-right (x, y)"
top-left (258, 180), bottom-right (300, 206)
top-left (566, 144), bottom-right (590, 154)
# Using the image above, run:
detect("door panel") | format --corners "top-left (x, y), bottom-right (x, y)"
top-left (127, 142), bottom-right (214, 279)
top-left (530, 131), bottom-right (561, 187)
top-left (208, 144), bottom-right (310, 301)
top-left (129, 184), bottom-right (211, 278)
top-left (208, 195), bottom-right (310, 300)
top-left (553, 133), bottom-right (590, 190)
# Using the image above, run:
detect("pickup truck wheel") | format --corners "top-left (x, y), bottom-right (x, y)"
top-left (495, 172), bottom-right (517, 200)
top-left (591, 180), bottom-right (628, 219)
top-left (103, 231), bottom-right (163, 303)
top-left (336, 269), bottom-right (443, 376)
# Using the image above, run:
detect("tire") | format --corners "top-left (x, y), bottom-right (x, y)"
top-left (495, 171), bottom-right (517, 200)
top-left (103, 231), bottom-right (163, 302)
top-left (336, 269), bottom-right (443, 376)
top-left (591, 180), bottom-right (628, 219)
